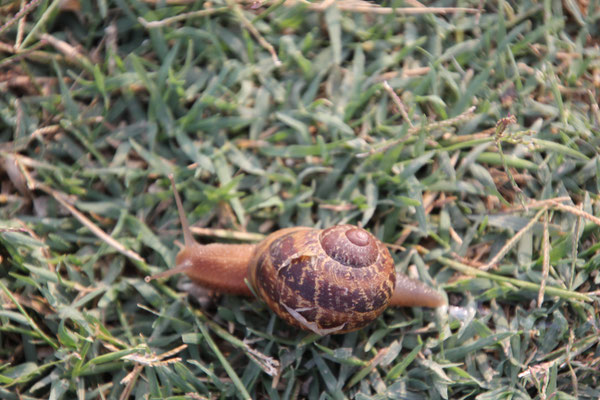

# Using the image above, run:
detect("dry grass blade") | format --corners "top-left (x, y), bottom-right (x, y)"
top-left (414, 106), bottom-right (477, 134)
top-left (38, 183), bottom-right (145, 263)
top-left (142, 0), bottom-right (195, 3)
top-left (375, 67), bottom-right (431, 81)
top-left (0, 0), bottom-right (42, 36)
top-left (120, 345), bottom-right (188, 400)
top-left (550, 200), bottom-right (600, 226)
top-left (0, 280), bottom-right (59, 350)
top-left (39, 33), bottom-right (90, 67)
top-left (357, 106), bottom-right (477, 157)
top-left (524, 197), bottom-right (572, 209)
top-left (569, 209), bottom-right (582, 290)
top-left (538, 210), bottom-right (550, 307)
top-left (285, 0), bottom-right (480, 14)
top-left (121, 344), bottom-right (188, 366)
top-left (383, 80), bottom-right (413, 128)
top-left (15, 157), bottom-right (145, 263)
top-left (226, 0), bottom-right (281, 66)
top-left (483, 206), bottom-right (548, 271)
top-left (243, 342), bottom-right (280, 376)
top-left (138, 6), bottom-right (230, 28)
top-left (427, 248), bottom-right (593, 303)
top-left (335, 5), bottom-right (480, 15)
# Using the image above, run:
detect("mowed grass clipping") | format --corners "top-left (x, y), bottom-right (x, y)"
top-left (1, 0), bottom-right (600, 399)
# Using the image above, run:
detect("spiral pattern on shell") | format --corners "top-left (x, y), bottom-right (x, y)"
top-left (247, 225), bottom-right (396, 334)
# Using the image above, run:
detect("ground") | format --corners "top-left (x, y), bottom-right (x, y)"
top-left (0, 0), bottom-right (599, 399)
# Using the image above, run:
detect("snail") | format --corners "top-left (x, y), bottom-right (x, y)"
top-left (146, 177), bottom-right (444, 335)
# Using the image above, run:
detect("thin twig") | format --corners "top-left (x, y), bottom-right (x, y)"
top-left (226, 0), bottom-right (281, 67)
top-left (384, 242), bottom-right (407, 252)
top-left (0, 281), bottom-right (59, 350)
top-left (522, 197), bottom-right (572, 210)
top-left (0, 46), bottom-right (68, 69)
top-left (569, 207), bottom-right (582, 290)
top-left (0, 0), bottom-right (42, 36)
top-left (15, 0), bottom-right (27, 48)
top-left (138, 6), bottom-right (230, 28)
top-left (143, 0), bottom-right (195, 4)
top-left (483, 206), bottom-right (548, 271)
top-left (415, 245), bottom-right (593, 303)
top-left (518, 334), bottom-right (599, 379)
top-left (549, 200), bottom-right (600, 227)
top-left (31, 125), bottom-right (60, 139)
top-left (39, 33), bottom-right (91, 69)
top-left (449, 226), bottom-right (463, 245)
top-left (16, 220), bottom-right (55, 272)
top-left (566, 330), bottom-right (579, 397)
top-left (375, 67), bottom-right (431, 82)
top-left (538, 210), bottom-right (549, 307)
top-left (16, 156), bottom-right (145, 264)
top-left (383, 81), bottom-right (413, 128)
top-left (119, 344), bottom-right (188, 400)
top-left (0, 40), bottom-right (14, 53)
top-left (284, 0), bottom-right (480, 14)
top-left (414, 106), bottom-right (477, 134)
top-left (357, 106), bottom-right (477, 157)
top-left (19, 0), bottom-right (63, 49)
top-left (494, 114), bottom-right (526, 207)
top-left (335, 5), bottom-right (480, 15)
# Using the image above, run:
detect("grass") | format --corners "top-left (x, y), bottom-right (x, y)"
top-left (1, 0), bottom-right (600, 398)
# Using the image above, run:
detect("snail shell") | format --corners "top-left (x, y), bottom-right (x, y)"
top-left (248, 225), bottom-right (396, 334)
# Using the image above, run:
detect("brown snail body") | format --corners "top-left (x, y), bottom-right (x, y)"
top-left (148, 178), bottom-right (445, 335)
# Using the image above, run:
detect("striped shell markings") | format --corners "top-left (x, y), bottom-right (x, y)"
top-left (247, 225), bottom-right (396, 335)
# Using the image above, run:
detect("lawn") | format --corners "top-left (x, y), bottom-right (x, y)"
top-left (1, 0), bottom-right (600, 399)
